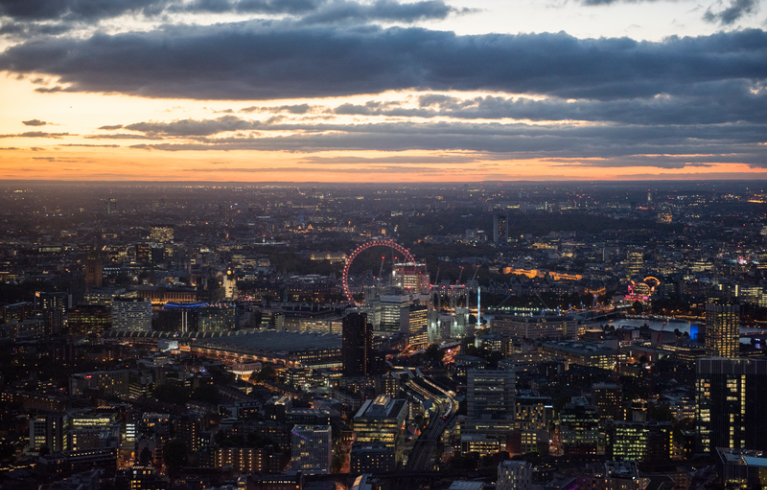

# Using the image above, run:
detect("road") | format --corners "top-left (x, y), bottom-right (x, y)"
top-left (401, 374), bottom-right (458, 490)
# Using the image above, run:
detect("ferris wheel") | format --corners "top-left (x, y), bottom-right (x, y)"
top-left (342, 239), bottom-right (415, 306)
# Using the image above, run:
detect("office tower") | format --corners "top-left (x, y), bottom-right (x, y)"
top-left (705, 299), bottom-right (740, 358)
top-left (342, 312), bottom-right (373, 377)
top-left (158, 301), bottom-right (207, 332)
top-left (497, 460), bottom-right (533, 490)
top-left (626, 247), bottom-right (644, 278)
top-left (377, 295), bottom-right (412, 332)
top-left (214, 446), bottom-right (282, 474)
top-left (491, 314), bottom-right (577, 340)
top-left (290, 425), bottom-right (332, 475)
top-left (350, 442), bottom-right (395, 473)
top-left (36, 291), bottom-right (68, 336)
top-left (493, 214), bottom-right (508, 244)
top-left (467, 369), bottom-right (516, 420)
top-left (112, 297), bottom-right (152, 332)
top-left (70, 370), bottom-right (130, 397)
top-left (407, 304), bottom-right (428, 351)
top-left (393, 262), bottom-right (429, 293)
top-left (592, 383), bottom-right (623, 425)
top-left (353, 395), bottom-right (408, 464)
top-left (29, 413), bottom-right (67, 451)
top-left (85, 249), bottom-right (103, 289)
top-left (559, 397), bottom-right (601, 455)
top-left (68, 304), bottom-right (112, 335)
top-left (106, 198), bottom-right (117, 215)
top-left (605, 421), bottom-right (673, 463)
top-left (696, 358), bottom-right (767, 453)
top-left (198, 304), bottom-right (237, 332)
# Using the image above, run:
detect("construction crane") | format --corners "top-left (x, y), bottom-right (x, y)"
top-left (470, 265), bottom-right (480, 284)
top-left (456, 266), bottom-right (464, 285)
top-left (378, 256), bottom-right (386, 282)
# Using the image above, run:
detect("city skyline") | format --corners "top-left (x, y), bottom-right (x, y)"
top-left (0, 0), bottom-right (766, 182)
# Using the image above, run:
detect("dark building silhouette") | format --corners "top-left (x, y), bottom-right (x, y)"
top-left (36, 291), bottom-right (68, 336)
top-left (342, 312), bottom-right (373, 377)
top-left (493, 214), bottom-right (508, 244)
top-left (85, 250), bottom-right (103, 289)
top-left (696, 358), bottom-right (767, 453)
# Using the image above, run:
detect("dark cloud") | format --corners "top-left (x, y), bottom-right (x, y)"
top-left (299, 154), bottom-right (477, 164)
top-left (296, 0), bottom-right (464, 24)
top-left (98, 124), bottom-right (124, 130)
top-left (124, 115), bottom-right (260, 136)
top-left (113, 116), bottom-right (767, 168)
top-left (178, 0), bottom-right (464, 23)
top-left (0, 0), bottom-right (170, 22)
top-left (240, 103), bottom-right (315, 114)
top-left (22, 119), bottom-right (49, 126)
top-left (0, 131), bottom-right (71, 138)
top-left (330, 84), bottom-right (767, 125)
top-left (1, 23), bottom-right (764, 101)
top-left (179, 165), bottom-right (448, 173)
top-left (704, 0), bottom-right (759, 25)
top-left (0, 21), bottom-right (74, 38)
top-left (84, 133), bottom-right (163, 140)
top-left (0, 0), bottom-right (464, 27)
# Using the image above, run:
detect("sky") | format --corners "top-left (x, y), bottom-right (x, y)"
top-left (0, 0), bottom-right (765, 182)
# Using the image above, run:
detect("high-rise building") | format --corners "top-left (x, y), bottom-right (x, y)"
top-left (106, 198), bottom-right (117, 215)
top-left (493, 214), bottom-right (508, 244)
top-left (377, 295), bottom-right (412, 332)
top-left (350, 442), bottom-right (395, 473)
top-left (592, 383), bottom-right (623, 425)
top-left (343, 312), bottom-right (373, 377)
top-left (112, 297), bottom-right (152, 332)
top-left (36, 291), bottom-right (68, 336)
top-left (353, 395), bottom-right (408, 464)
top-left (626, 247), bottom-right (644, 278)
top-left (29, 413), bottom-right (67, 451)
top-left (467, 368), bottom-right (516, 420)
top-left (704, 299), bottom-right (740, 358)
top-left (290, 425), bottom-right (332, 475)
top-left (497, 460), bottom-right (533, 490)
top-left (68, 304), bottom-right (111, 335)
top-left (85, 250), bottom-right (103, 289)
top-left (559, 396), bottom-right (601, 455)
top-left (393, 262), bottom-right (430, 293)
top-left (407, 304), bottom-right (428, 351)
top-left (605, 420), bottom-right (673, 463)
top-left (696, 358), bottom-right (767, 453)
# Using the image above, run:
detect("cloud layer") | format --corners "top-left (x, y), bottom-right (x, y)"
top-left (1, 24), bottom-right (765, 101)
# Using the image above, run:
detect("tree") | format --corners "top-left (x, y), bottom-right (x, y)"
top-left (163, 439), bottom-right (189, 476)
top-left (250, 364), bottom-right (276, 383)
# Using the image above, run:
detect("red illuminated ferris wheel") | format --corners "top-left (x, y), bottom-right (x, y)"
top-left (342, 239), bottom-right (415, 306)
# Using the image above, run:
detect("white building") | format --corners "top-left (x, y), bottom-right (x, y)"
top-left (111, 297), bottom-right (152, 331)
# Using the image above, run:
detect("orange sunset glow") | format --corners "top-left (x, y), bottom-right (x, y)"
top-left (0, 0), bottom-right (765, 182)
